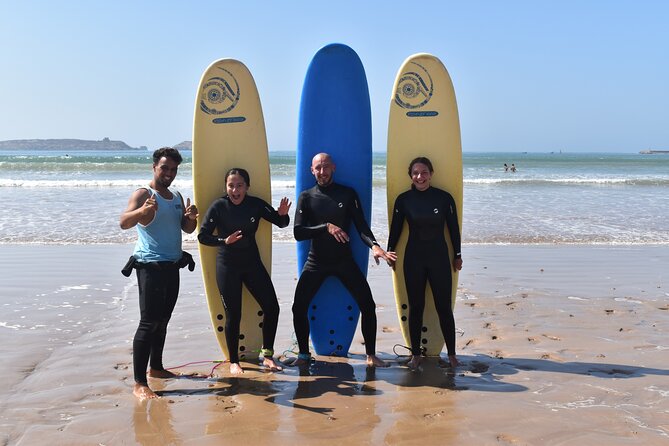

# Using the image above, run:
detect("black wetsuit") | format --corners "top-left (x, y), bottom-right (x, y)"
top-left (198, 195), bottom-right (289, 363)
top-left (134, 262), bottom-right (180, 384)
top-left (387, 186), bottom-right (461, 356)
top-left (293, 182), bottom-right (379, 356)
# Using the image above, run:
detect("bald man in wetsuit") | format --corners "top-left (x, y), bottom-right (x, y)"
top-left (291, 153), bottom-right (392, 367)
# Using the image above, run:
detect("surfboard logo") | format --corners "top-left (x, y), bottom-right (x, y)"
top-left (200, 67), bottom-right (240, 115)
top-left (395, 61), bottom-right (434, 110)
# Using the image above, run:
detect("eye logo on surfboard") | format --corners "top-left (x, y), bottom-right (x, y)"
top-left (395, 61), bottom-right (438, 117)
top-left (200, 67), bottom-right (246, 123)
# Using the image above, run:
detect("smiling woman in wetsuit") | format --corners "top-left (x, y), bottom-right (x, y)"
top-left (198, 168), bottom-right (291, 375)
top-left (386, 157), bottom-right (463, 370)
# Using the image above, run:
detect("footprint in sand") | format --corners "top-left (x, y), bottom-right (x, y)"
top-left (496, 433), bottom-right (521, 444)
top-left (213, 396), bottom-right (240, 413)
top-left (542, 334), bottom-right (561, 341)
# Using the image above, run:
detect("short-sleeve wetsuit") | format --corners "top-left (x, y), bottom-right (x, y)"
top-left (387, 185), bottom-right (461, 356)
top-left (293, 182), bottom-right (380, 356)
top-left (198, 195), bottom-right (289, 363)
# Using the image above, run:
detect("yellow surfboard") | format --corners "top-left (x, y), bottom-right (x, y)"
top-left (192, 59), bottom-right (271, 361)
top-left (386, 53), bottom-right (463, 356)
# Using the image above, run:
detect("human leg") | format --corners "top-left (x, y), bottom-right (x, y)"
top-left (133, 267), bottom-right (167, 386)
top-left (216, 263), bottom-right (244, 366)
top-left (336, 262), bottom-right (378, 356)
top-left (243, 265), bottom-right (280, 354)
top-left (148, 266), bottom-right (180, 373)
top-left (427, 261), bottom-right (457, 357)
top-left (291, 268), bottom-right (325, 360)
top-left (403, 257), bottom-right (428, 357)
top-left (243, 265), bottom-right (283, 371)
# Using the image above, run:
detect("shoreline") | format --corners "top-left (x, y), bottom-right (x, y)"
top-left (1, 243), bottom-right (667, 444)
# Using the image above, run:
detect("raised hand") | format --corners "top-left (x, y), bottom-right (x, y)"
top-left (142, 192), bottom-right (158, 216)
top-left (277, 197), bottom-right (292, 216)
top-left (184, 197), bottom-right (199, 220)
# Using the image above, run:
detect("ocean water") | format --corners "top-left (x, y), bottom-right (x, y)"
top-left (1, 149), bottom-right (668, 245)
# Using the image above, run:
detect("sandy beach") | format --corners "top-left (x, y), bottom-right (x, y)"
top-left (1, 243), bottom-right (667, 445)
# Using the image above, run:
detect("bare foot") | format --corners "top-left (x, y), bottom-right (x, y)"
top-left (262, 357), bottom-right (284, 372)
top-left (407, 355), bottom-right (423, 370)
top-left (230, 363), bottom-right (244, 375)
top-left (147, 368), bottom-right (179, 379)
top-left (133, 383), bottom-right (159, 401)
top-left (448, 355), bottom-right (460, 368)
top-left (366, 355), bottom-right (389, 368)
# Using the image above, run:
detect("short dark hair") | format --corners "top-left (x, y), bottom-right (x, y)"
top-left (152, 147), bottom-right (183, 165)
top-left (225, 168), bottom-right (251, 187)
top-left (408, 156), bottom-right (434, 176)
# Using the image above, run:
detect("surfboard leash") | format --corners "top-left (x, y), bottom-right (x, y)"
top-left (165, 360), bottom-right (227, 377)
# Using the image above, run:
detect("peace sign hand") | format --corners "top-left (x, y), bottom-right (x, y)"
top-left (184, 197), bottom-right (199, 221)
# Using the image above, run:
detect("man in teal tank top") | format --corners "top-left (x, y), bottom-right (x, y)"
top-left (120, 147), bottom-right (198, 401)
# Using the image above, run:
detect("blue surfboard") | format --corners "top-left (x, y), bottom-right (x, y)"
top-left (296, 43), bottom-right (373, 356)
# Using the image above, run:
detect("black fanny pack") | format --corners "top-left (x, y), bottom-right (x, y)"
top-left (121, 251), bottom-right (195, 277)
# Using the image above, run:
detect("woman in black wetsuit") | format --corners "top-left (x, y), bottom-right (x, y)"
top-left (386, 157), bottom-right (463, 370)
top-left (198, 168), bottom-right (291, 375)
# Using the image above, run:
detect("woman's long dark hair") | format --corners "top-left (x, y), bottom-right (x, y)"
top-left (224, 167), bottom-right (251, 186)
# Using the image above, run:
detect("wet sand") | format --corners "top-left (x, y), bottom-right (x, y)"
top-left (1, 243), bottom-right (668, 445)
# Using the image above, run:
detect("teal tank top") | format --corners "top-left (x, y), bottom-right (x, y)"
top-left (133, 187), bottom-right (183, 262)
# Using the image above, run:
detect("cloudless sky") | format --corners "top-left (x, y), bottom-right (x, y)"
top-left (1, 1), bottom-right (667, 152)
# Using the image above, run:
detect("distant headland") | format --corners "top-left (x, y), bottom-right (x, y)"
top-left (0, 138), bottom-right (148, 151)
top-left (0, 138), bottom-right (195, 151)
top-left (173, 141), bottom-right (192, 151)
top-left (639, 149), bottom-right (669, 154)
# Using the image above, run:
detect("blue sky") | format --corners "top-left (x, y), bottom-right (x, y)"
top-left (1, 1), bottom-right (667, 152)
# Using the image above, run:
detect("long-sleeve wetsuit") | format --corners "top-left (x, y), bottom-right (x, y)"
top-left (198, 195), bottom-right (289, 362)
top-left (292, 182), bottom-right (380, 356)
top-left (387, 186), bottom-right (461, 356)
